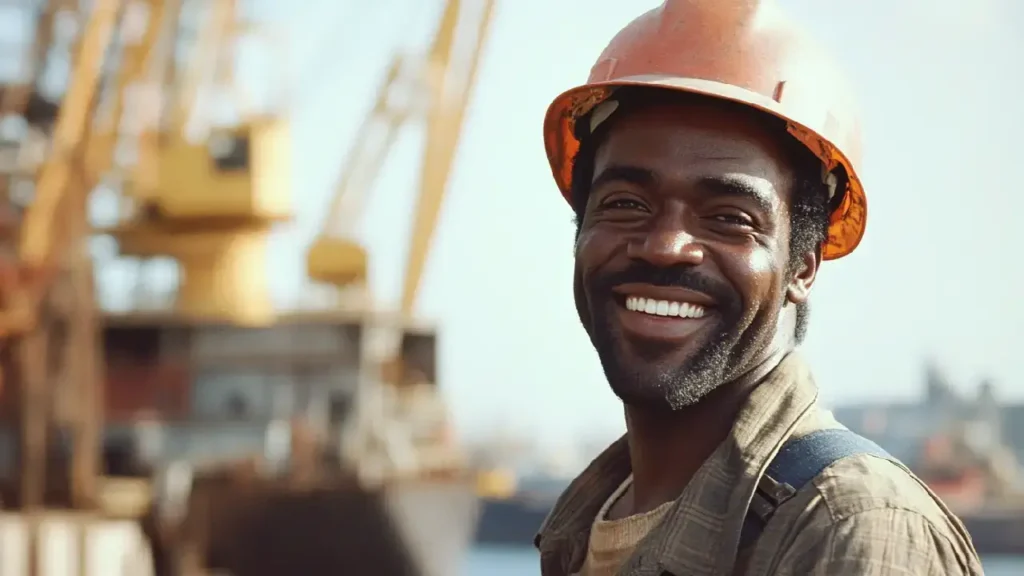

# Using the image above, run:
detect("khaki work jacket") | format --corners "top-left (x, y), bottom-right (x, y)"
top-left (534, 354), bottom-right (984, 576)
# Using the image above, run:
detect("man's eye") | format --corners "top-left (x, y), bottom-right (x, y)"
top-left (604, 198), bottom-right (646, 211)
top-left (711, 214), bottom-right (752, 226)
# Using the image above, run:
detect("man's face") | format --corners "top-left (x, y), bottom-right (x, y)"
top-left (574, 100), bottom-right (815, 411)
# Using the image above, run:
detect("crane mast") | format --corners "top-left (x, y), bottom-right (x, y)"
top-left (0, 2), bottom-right (124, 574)
top-left (0, 0), bottom-right (122, 508)
top-left (0, 0), bottom-right (288, 570)
top-left (2, 0), bottom-right (288, 503)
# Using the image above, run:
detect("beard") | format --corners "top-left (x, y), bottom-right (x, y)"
top-left (581, 261), bottom-right (754, 411)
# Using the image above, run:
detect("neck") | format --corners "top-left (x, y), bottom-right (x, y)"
top-left (623, 348), bottom-right (790, 514)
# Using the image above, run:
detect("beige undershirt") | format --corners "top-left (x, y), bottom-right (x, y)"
top-left (576, 475), bottom-right (675, 576)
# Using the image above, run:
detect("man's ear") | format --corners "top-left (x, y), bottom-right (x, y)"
top-left (787, 248), bottom-right (821, 305)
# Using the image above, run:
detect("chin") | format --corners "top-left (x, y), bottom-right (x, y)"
top-left (609, 382), bottom-right (684, 412)
top-left (601, 356), bottom-right (711, 411)
top-left (598, 339), bottom-right (735, 411)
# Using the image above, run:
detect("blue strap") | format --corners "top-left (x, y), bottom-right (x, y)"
top-left (739, 428), bottom-right (891, 549)
top-left (766, 428), bottom-right (891, 490)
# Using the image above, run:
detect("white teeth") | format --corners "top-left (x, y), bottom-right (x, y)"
top-left (624, 296), bottom-right (706, 319)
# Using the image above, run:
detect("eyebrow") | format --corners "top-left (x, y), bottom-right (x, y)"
top-left (591, 165), bottom-right (657, 191)
top-left (590, 165), bottom-right (779, 214)
top-left (696, 174), bottom-right (777, 214)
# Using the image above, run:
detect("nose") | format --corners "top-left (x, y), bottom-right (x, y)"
top-left (627, 219), bottom-right (705, 268)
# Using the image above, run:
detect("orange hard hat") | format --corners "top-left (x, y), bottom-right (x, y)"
top-left (543, 0), bottom-right (866, 260)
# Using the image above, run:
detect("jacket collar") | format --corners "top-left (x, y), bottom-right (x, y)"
top-left (535, 353), bottom-right (820, 576)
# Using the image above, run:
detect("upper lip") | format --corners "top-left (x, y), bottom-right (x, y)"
top-left (611, 283), bottom-right (716, 308)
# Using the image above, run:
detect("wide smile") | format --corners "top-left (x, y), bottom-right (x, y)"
top-left (625, 295), bottom-right (707, 319)
top-left (611, 284), bottom-right (715, 343)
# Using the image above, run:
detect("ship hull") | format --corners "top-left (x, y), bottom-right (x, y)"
top-left (474, 496), bottom-right (550, 547)
top-left (173, 475), bottom-right (480, 576)
top-left (386, 479), bottom-right (482, 576)
top-left (957, 509), bottom-right (1024, 556)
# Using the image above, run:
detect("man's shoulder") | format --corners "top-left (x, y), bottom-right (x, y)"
top-left (812, 452), bottom-right (956, 526)
top-left (748, 453), bottom-right (984, 575)
top-left (782, 453), bottom-right (984, 573)
top-left (785, 412), bottom-right (966, 534)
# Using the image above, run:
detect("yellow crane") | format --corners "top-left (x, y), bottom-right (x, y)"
top-left (2, 0), bottom-right (119, 336)
top-left (103, 0), bottom-right (291, 325)
top-left (0, 0), bottom-right (121, 512)
top-left (0, 2), bottom-right (126, 574)
top-left (304, 0), bottom-right (495, 481)
top-left (4, 0), bottom-right (291, 340)
top-left (0, 0), bottom-right (496, 571)
top-left (307, 0), bottom-right (494, 324)
top-left (0, 1), bottom-right (287, 571)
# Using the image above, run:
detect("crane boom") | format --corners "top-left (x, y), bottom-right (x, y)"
top-left (306, 0), bottom-right (495, 320)
top-left (305, 57), bottom-right (410, 288)
top-left (401, 0), bottom-right (494, 316)
top-left (88, 0), bottom-right (181, 188)
top-left (303, 0), bottom-right (496, 487)
top-left (3, 0), bottom-right (123, 337)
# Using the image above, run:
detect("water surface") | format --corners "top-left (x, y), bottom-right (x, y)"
top-left (464, 545), bottom-right (1023, 575)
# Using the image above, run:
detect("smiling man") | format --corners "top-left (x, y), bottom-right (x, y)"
top-left (533, 2), bottom-right (983, 576)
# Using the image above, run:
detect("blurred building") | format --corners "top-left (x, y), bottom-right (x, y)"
top-left (833, 361), bottom-right (1024, 488)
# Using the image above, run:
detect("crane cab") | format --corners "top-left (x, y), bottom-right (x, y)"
top-left (121, 117), bottom-right (292, 226)
top-left (140, 117), bottom-right (292, 223)
top-left (110, 117), bottom-right (293, 325)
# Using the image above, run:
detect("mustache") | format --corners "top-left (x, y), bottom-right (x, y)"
top-left (594, 261), bottom-right (734, 305)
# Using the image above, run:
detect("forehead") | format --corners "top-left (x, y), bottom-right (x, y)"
top-left (592, 100), bottom-right (797, 192)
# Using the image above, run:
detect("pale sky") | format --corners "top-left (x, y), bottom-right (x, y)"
top-left (94, 0), bottom-right (1024, 446)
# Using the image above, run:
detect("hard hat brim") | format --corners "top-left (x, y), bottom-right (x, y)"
top-left (543, 76), bottom-right (866, 261)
